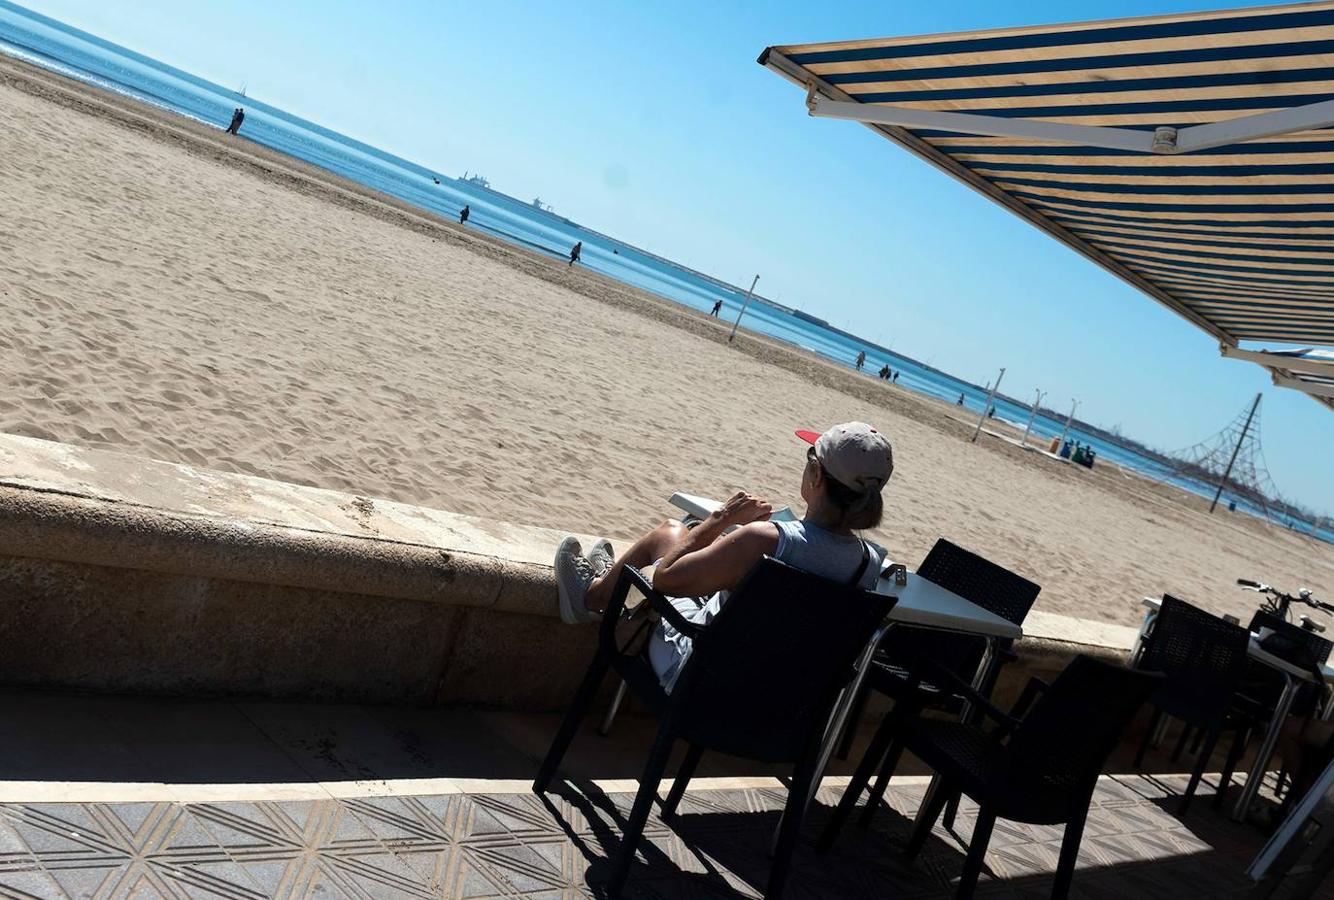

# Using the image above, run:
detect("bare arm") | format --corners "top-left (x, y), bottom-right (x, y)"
top-left (653, 492), bottom-right (779, 597)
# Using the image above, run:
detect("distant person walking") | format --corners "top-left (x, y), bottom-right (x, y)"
top-left (855, 350), bottom-right (866, 371)
top-left (569, 241), bottom-right (582, 266)
top-left (878, 364), bottom-right (890, 380)
top-left (225, 107), bottom-right (245, 135)
top-left (710, 299), bottom-right (722, 317)
top-left (459, 205), bottom-right (470, 225)
top-left (956, 393), bottom-right (965, 405)
top-left (892, 371), bottom-right (899, 382)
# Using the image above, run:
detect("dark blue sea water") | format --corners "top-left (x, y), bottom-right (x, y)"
top-left (1, 0), bottom-right (1328, 544)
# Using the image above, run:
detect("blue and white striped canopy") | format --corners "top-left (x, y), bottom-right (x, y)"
top-left (761, 2), bottom-right (1334, 409)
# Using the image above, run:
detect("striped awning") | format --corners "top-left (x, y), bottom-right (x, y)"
top-left (760, 2), bottom-right (1334, 409)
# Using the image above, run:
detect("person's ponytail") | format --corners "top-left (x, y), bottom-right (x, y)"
top-left (820, 470), bottom-right (885, 531)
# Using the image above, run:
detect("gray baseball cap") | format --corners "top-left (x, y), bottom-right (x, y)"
top-left (796, 422), bottom-right (894, 493)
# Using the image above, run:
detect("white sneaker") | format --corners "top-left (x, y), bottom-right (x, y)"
top-left (554, 536), bottom-right (600, 624)
top-left (587, 538), bottom-right (615, 579)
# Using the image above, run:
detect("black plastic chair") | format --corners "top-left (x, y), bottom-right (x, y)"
top-left (820, 655), bottom-right (1162, 899)
top-left (532, 557), bottom-right (896, 899)
top-left (1225, 611), bottom-right (1334, 804)
top-left (839, 539), bottom-right (1040, 825)
top-left (1132, 594), bottom-right (1252, 816)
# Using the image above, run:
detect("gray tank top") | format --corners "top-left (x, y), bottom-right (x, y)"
top-left (773, 520), bottom-right (883, 590)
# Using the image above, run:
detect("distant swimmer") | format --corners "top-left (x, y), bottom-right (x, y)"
top-left (459, 205), bottom-right (470, 224)
top-left (855, 350), bottom-right (866, 371)
top-left (710, 299), bottom-right (722, 317)
top-left (569, 241), bottom-right (582, 266)
top-left (433, 177), bottom-right (441, 185)
top-left (225, 107), bottom-right (245, 135)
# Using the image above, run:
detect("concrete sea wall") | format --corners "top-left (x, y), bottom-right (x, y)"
top-left (0, 434), bottom-right (1137, 712)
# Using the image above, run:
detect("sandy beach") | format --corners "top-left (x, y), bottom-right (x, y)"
top-left (2, 54), bottom-right (1330, 629)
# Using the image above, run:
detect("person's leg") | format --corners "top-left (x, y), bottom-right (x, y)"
top-left (585, 520), bottom-right (686, 614)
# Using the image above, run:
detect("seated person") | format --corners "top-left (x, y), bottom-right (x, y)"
top-left (553, 422), bottom-right (892, 689)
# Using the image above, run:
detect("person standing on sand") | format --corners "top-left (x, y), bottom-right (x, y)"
top-left (710, 300), bottom-right (722, 317)
top-left (855, 350), bottom-right (866, 371)
top-left (225, 107), bottom-right (245, 135)
top-left (459, 205), bottom-right (470, 224)
top-left (569, 241), bottom-right (582, 266)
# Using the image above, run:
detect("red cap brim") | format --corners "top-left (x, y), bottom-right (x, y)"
top-left (795, 429), bottom-right (821, 445)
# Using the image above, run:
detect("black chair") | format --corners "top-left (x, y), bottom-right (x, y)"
top-left (1132, 594), bottom-right (1252, 816)
top-left (839, 539), bottom-right (1040, 825)
top-left (532, 557), bottom-right (896, 899)
top-left (820, 655), bottom-right (1162, 899)
top-left (1224, 611), bottom-right (1334, 804)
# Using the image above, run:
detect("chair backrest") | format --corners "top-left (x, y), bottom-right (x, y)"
top-left (671, 557), bottom-right (896, 763)
top-left (1249, 610), bottom-right (1333, 667)
top-left (1141, 595), bottom-right (1252, 722)
top-left (917, 538), bottom-right (1042, 627)
top-left (877, 539), bottom-right (1041, 680)
top-left (1005, 655), bottom-right (1162, 798)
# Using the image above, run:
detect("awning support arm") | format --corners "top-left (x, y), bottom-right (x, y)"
top-left (1221, 345), bottom-right (1334, 377)
top-left (1273, 373), bottom-right (1334, 399)
top-left (808, 93), bottom-right (1334, 156)
top-left (806, 94), bottom-right (1159, 153)
top-left (1175, 98), bottom-right (1334, 154)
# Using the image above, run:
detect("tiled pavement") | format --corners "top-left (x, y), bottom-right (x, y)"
top-left (0, 773), bottom-right (1321, 899)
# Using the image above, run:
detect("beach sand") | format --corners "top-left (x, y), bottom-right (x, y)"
top-left (2, 55), bottom-right (1330, 628)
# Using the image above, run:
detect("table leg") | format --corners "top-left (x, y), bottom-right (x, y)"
top-left (1130, 607), bottom-right (1157, 668)
top-left (959, 638), bottom-right (998, 726)
top-left (805, 622), bottom-right (894, 805)
top-left (1233, 674), bottom-right (1297, 822)
top-left (771, 619), bottom-right (895, 857)
top-left (597, 680), bottom-right (628, 736)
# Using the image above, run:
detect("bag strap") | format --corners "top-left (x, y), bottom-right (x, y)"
top-left (848, 540), bottom-right (872, 587)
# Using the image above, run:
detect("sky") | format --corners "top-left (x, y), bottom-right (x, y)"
top-left (16, 0), bottom-right (1334, 517)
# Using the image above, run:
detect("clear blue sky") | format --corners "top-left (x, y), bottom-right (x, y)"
top-left (19, 0), bottom-right (1334, 516)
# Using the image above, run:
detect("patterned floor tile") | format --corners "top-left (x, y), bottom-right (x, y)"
top-left (0, 774), bottom-right (1315, 898)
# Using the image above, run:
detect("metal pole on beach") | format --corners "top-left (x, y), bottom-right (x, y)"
top-left (1209, 392), bottom-right (1261, 513)
top-left (727, 275), bottom-right (760, 343)
top-left (970, 367), bottom-right (1005, 443)
top-left (1057, 399), bottom-right (1079, 449)
top-left (1021, 389), bottom-right (1046, 447)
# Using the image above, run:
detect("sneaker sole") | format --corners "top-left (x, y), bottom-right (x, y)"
top-left (554, 536), bottom-right (591, 625)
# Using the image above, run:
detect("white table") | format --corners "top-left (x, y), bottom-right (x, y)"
top-left (1132, 597), bottom-right (1334, 822)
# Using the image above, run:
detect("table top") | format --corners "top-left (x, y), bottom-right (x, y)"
top-left (670, 491), bottom-right (1022, 642)
top-left (1141, 596), bottom-right (1334, 684)
top-left (878, 571), bottom-right (1022, 640)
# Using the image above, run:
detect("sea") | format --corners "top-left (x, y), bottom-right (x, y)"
top-left (2, 0), bottom-right (1329, 545)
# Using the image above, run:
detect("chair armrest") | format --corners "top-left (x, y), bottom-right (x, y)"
top-left (907, 658), bottom-right (1021, 733)
top-left (610, 566), bottom-right (705, 639)
top-left (1007, 676), bottom-right (1049, 720)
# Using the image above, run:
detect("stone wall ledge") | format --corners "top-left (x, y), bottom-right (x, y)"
top-left (0, 434), bottom-right (1138, 707)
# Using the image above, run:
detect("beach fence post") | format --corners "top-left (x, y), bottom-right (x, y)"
top-left (970, 367), bottom-right (1005, 443)
top-left (727, 275), bottom-right (760, 343)
top-left (1209, 392), bottom-right (1261, 513)
top-left (1057, 398), bottom-right (1080, 450)
top-left (1021, 388), bottom-right (1046, 447)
